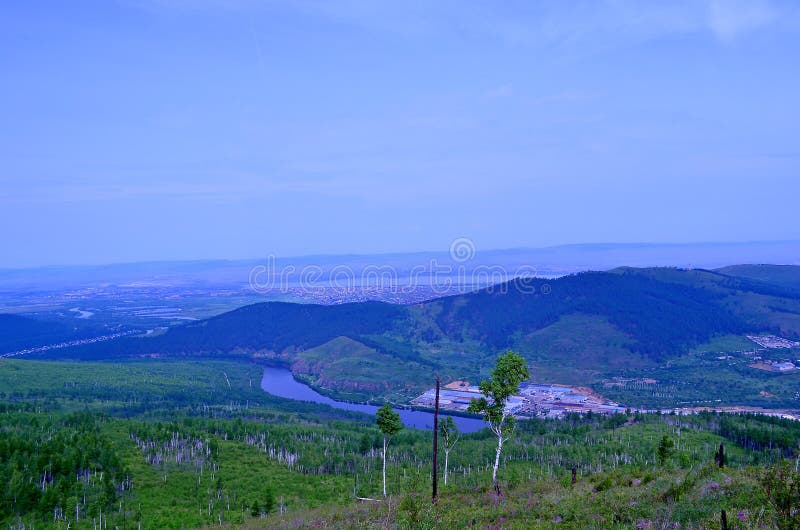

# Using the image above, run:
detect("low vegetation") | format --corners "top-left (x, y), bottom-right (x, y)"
top-left (1, 357), bottom-right (799, 528)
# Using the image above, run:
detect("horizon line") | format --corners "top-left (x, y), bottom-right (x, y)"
top-left (2, 238), bottom-right (800, 272)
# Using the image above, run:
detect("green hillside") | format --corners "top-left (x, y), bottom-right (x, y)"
top-left (24, 266), bottom-right (800, 407)
top-left (514, 313), bottom-right (647, 385)
top-left (291, 336), bottom-right (430, 402)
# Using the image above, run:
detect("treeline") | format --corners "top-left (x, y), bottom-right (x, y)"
top-left (715, 413), bottom-right (800, 456)
top-left (0, 359), bottom-right (377, 425)
top-left (0, 412), bottom-right (126, 524)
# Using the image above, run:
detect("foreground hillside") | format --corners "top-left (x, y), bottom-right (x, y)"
top-left (261, 465), bottom-right (790, 529)
top-left (15, 266), bottom-right (800, 407)
top-left (1, 358), bottom-right (798, 529)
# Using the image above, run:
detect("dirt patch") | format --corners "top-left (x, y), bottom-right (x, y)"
top-left (749, 363), bottom-right (775, 372)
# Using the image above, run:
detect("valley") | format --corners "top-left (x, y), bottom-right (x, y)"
top-left (2, 264), bottom-right (800, 528)
top-left (6, 264), bottom-right (798, 413)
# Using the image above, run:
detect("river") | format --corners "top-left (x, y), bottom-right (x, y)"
top-left (260, 366), bottom-right (487, 433)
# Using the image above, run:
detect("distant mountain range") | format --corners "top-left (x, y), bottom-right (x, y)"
top-left (10, 264), bottom-right (800, 407)
top-left (4, 241), bottom-right (799, 330)
top-left (2, 240), bottom-right (799, 291)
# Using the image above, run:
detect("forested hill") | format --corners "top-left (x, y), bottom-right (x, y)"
top-left (38, 265), bottom-right (800, 366)
top-left (716, 264), bottom-right (800, 292)
top-left (117, 300), bottom-right (406, 357)
top-left (0, 313), bottom-right (97, 354)
top-left (428, 270), bottom-right (746, 360)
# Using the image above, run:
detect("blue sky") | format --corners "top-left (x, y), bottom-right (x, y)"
top-left (1, 0), bottom-right (799, 267)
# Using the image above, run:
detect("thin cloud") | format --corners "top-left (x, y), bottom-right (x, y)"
top-left (122, 1), bottom-right (793, 47)
top-left (707, 0), bottom-right (777, 41)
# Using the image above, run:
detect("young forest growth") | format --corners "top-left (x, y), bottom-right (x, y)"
top-left (2, 358), bottom-right (800, 529)
top-left (439, 415), bottom-right (459, 487)
top-left (467, 350), bottom-right (530, 494)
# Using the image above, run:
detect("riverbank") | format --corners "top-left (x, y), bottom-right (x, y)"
top-left (260, 365), bottom-right (487, 433)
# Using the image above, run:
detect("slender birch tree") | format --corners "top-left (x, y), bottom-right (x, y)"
top-left (439, 416), bottom-right (459, 486)
top-left (376, 404), bottom-right (402, 497)
top-left (467, 350), bottom-right (529, 494)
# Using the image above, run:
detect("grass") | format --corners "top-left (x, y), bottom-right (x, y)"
top-left (257, 465), bottom-right (772, 529)
top-left (690, 334), bottom-right (758, 354)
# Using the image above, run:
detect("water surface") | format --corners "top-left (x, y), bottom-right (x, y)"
top-left (261, 366), bottom-right (486, 433)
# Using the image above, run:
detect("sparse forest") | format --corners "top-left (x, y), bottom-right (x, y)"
top-left (1, 358), bottom-right (799, 528)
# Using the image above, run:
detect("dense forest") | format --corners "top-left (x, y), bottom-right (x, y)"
top-left (0, 411), bottom-right (125, 524)
top-left (432, 271), bottom-right (747, 359)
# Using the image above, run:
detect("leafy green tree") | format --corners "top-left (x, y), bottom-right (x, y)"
top-left (439, 416), bottom-right (459, 487)
top-left (656, 435), bottom-right (674, 467)
top-left (376, 404), bottom-right (402, 497)
top-left (467, 350), bottom-right (530, 494)
top-left (263, 487), bottom-right (276, 515)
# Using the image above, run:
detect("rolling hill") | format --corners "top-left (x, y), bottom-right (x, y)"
top-left (716, 264), bottom-right (800, 292)
top-left (22, 265), bottom-right (800, 407)
top-left (0, 313), bottom-right (99, 355)
top-left (31, 270), bottom-right (751, 361)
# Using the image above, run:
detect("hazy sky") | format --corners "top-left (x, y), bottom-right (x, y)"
top-left (2, 1), bottom-right (799, 267)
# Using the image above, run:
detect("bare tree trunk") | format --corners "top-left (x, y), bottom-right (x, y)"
top-left (432, 376), bottom-right (440, 504)
top-left (382, 436), bottom-right (387, 497)
top-left (444, 449), bottom-right (449, 486)
top-left (492, 433), bottom-right (503, 494)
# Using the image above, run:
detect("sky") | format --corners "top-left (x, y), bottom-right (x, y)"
top-left (1, 0), bottom-right (799, 268)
